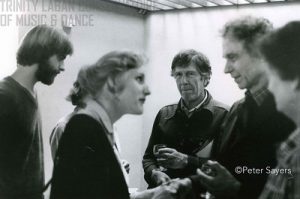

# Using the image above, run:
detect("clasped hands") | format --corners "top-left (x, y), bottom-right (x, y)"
top-left (152, 147), bottom-right (241, 198)
top-left (132, 178), bottom-right (192, 199)
top-left (151, 178), bottom-right (192, 199)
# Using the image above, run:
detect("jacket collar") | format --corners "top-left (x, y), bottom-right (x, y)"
top-left (166, 90), bottom-right (214, 120)
top-left (77, 99), bottom-right (113, 134)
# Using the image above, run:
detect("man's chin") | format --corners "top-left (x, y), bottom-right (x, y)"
top-left (40, 76), bottom-right (55, 85)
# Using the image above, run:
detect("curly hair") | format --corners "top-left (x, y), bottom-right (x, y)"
top-left (222, 16), bottom-right (273, 56)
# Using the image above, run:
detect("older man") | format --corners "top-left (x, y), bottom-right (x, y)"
top-left (0, 25), bottom-right (73, 199)
top-left (143, 49), bottom-right (229, 188)
top-left (258, 21), bottom-right (300, 199)
top-left (187, 16), bottom-right (295, 199)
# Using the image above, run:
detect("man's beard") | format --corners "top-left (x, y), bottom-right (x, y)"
top-left (35, 59), bottom-right (58, 85)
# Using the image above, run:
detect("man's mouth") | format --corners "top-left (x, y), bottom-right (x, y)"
top-left (181, 88), bottom-right (193, 92)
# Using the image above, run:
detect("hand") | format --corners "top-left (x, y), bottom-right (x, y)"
top-left (122, 159), bottom-right (130, 174)
top-left (151, 169), bottom-right (171, 186)
top-left (151, 184), bottom-right (178, 199)
top-left (166, 178), bottom-right (193, 199)
top-left (196, 160), bottom-right (241, 197)
top-left (156, 148), bottom-right (188, 169)
top-left (132, 183), bottom-right (177, 199)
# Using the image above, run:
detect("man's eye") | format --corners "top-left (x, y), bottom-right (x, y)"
top-left (175, 73), bottom-right (182, 78)
top-left (58, 55), bottom-right (66, 61)
top-left (186, 72), bottom-right (196, 77)
top-left (228, 55), bottom-right (238, 62)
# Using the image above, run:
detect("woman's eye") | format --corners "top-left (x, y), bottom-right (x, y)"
top-left (136, 76), bottom-right (144, 83)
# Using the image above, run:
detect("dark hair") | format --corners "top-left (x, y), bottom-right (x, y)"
top-left (222, 16), bottom-right (273, 56)
top-left (171, 49), bottom-right (211, 86)
top-left (68, 51), bottom-right (145, 106)
top-left (17, 24), bottom-right (73, 66)
top-left (259, 21), bottom-right (300, 81)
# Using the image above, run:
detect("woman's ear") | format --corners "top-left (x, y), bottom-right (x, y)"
top-left (106, 76), bottom-right (116, 94)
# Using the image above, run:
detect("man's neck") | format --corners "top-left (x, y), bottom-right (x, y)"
top-left (183, 91), bottom-right (207, 110)
top-left (11, 64), bottom-right (38, 95)
top-left (248, 73), bottom-right (268, 95)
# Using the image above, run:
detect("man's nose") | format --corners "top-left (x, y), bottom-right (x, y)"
top-left (180, 75), bottom-right (189, 83)
top-left (224, 61), bottom-right (233, 74)
top-left (59, 61), bottom-right (65, 71)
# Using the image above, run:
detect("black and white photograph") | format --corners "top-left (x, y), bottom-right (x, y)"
top-left (1, 0), bottom-right (300, 198)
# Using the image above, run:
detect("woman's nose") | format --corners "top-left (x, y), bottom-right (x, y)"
top-left (144, 85), bottom-right (151, 96)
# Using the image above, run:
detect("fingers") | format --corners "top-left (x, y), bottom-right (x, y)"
top-left (206, 160), bottom-right (224, 171)
top-left (161, 176), bottom-right (171, 184)
top-left (196, 168), bottom-right (214, 182)
top-left (158, 148), bottom-right (175, 154)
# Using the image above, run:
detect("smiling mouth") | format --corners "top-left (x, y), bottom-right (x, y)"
top-left (234, 77), bottom-right (241, 82)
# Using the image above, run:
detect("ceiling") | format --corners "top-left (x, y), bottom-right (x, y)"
top-left (105, 0), bottom-right (293, 12)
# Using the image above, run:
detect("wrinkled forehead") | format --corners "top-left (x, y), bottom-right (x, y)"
top-left (173, 63), bottom-right (198, 72)
top-left (223, 36), bottom-right (248, 58)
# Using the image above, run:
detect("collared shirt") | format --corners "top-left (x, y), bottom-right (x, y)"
top-left (246, 88), bottom-right (271, 106)
top-left (77, 99), bottom-right (130, 185)
top-left (181, 90), bottom-right (208, 117)
top-left (259, 128), bottom-right (300, 199)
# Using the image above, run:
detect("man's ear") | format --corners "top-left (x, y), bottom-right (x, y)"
top-left (203, 78), bottom-right (210, 87)
top-left (293, 78), bottom-right (300, 91)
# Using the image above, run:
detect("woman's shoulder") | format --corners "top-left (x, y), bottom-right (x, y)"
top-left (64, 114), bottom-right (106, 139)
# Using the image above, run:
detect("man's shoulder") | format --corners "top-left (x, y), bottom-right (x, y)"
top-left (230, 98), bottom-right (245, 110)
top-left (209, 98), bottom-right (230, 112)
top-left (0, 79), bottom-right (16, 106)
top-left (159, 103), bottom-right (178, 112)
top-left (0, 77), bottom-right (21, 99)
top-left (157, 103), bottom-right (178, 119)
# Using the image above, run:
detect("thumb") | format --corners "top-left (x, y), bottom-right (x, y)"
top-left (196, 168), bottom-right (214, 182)
top-left (206, 160), bottom-right (225, 172)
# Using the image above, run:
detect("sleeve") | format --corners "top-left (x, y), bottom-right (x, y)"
top-left (186, 156), bottom-right (208, 170)
top-left (188, 174), bottom-right (207, 196)
top-left (288, 151), bottom-right (300, 199)
top-left (142, 111), bottom-right (163, 185)
top-left (50, 115), bottom-right (112, 199)
top-left (49, 122), bottom-right (66, 160)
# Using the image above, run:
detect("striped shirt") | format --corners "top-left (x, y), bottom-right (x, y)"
top-left (259, 128), bottom-right (300, 199)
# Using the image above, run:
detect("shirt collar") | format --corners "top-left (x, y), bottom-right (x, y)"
top-left (181, 90), bottom-right (208, 116)
top-left (77, 99), bottom-right (113, 134)
top-left (277, 128), bottom-right (300, 161)
top-left (245, 87), bottom-right (270, 106)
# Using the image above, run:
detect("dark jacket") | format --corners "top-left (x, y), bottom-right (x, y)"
top-left (190, 92), bottom-right (295, 199)
top-left (50, 114), bottom-right (129, 199)
top-left (143, 92), bottom-right (229, 187)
